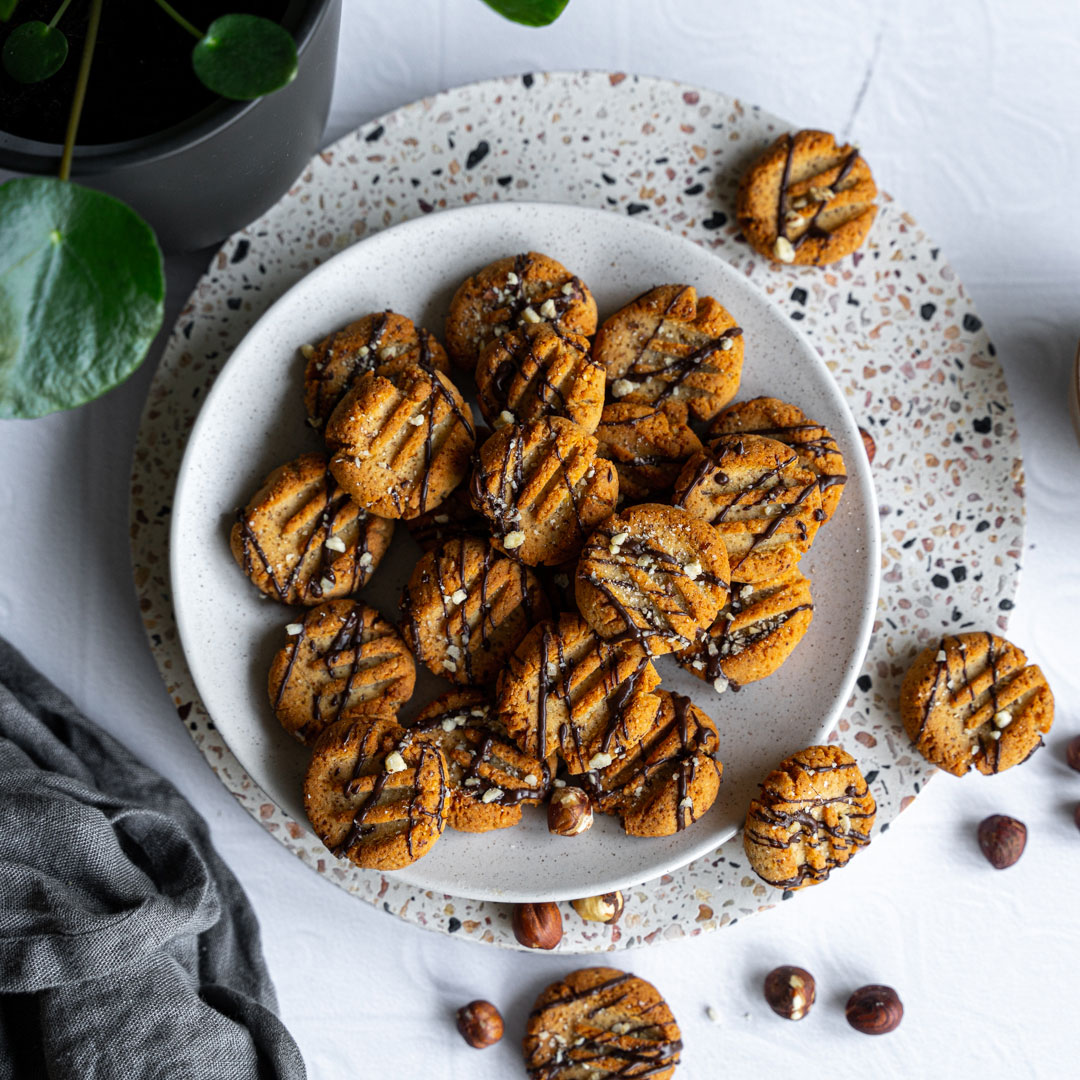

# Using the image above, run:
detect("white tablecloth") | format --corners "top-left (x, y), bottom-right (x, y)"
top-left (2, 1), bottom-right (1077, 1075)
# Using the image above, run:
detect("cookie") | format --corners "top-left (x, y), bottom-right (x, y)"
top-left (708, 397), bottom-right (847, 522)
top-left (303, 713), bottom-right (447, 870)
top-left (403, 486), bottom-right (487, 553)
top-left (593, 284), bottom-right (743, 422)
top-left (475, 322), bottom-right (605, 433)
top-left (230, 451), bottom-right (394, 605)
top-left (743, 745), bottom-right (876, 890)
top-left (594, 402), bottom-right (703, 502)
top-left (267, 600), bottom-right (416, 745)
top-left (302, 310), bottom-right (449, 427)
top-left (400, 537), bottom-right (551, 685)
top-left (736, 129), bottom-right (878, 266)
top-left (406, 689), bottom-right (550, 832)
top-left (575, 503), bottom-right (730, 657)
top-left (471, 416), bottom-right (619, 566)
top-left (325, 364), bottom-right (476, 520)
top-left (524, 967), bottom-right (682, 1080)
top-left (497, 613), bottom-right (661, 774)
top-left (445, 251), bottom-right (598, 372)
top-left (899, 632), bottom-right (1054, 777)
top-left (672, 435), bottom-right (823, 583)
top-left (677, 569), bottom-right (813, 691)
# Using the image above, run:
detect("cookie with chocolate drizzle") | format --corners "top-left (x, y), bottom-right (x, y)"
top-left (267, 600), bottom-right (416, 745)
top-left (445, 251), bottom-right (598, 373)
top-left (523, 967), bottom-right (682, 1080)
top-left (303, 712), bottom-right (448, 871)
top-left (736, 129), bottom-right (878, 266)
top-left (575, 503), bottom-right (730, 657)
top-left (743, 745), bottom-right (876, 890)
top-left (406, 689), bottom-right (550, 832)
top-left (900, 632), bottom-right (1054, 777)
top-left (230, 451), bottom-right (394, 605)
top-left (400, 537), bottom-right (550, 686)
top-left (672, 434), bottom-right (823, 584)
top-left (593, 284), bottom-right (744, 422)
top-left (325, 364), bottom-right (476, 520)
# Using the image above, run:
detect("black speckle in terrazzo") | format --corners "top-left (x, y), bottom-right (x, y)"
top-left (410, 178), bottom-right (420, 187)
top-left (781, 890), bottom-right (794, 900)
top-left (880, 822), bottom-right (890, 833)
top-left (975, 520), bottom-right (990, 532)
top-left (177, 702), bottom-right (193, 720)
top-left (522, 73), bottom-right (534, 88)
top-left (419, 199), bottom-right (434, 214)
top-left (988, 341), bottom-right (997, 356)
top-left (383, 902), bottom-right (391, 913)
top-left (226, 297), bottom-right (241, 311)
top-left (930, 247), bottom-right (940, 259)
top-left (447, 917), bottom-right (461, 933)
top-left (999, 598), bottom-right (1014, 611)
top-left (847, 292), bottom-right (859, 306)
top-left (230, 239), bottom-right (250, 264)
top-left (932, 574), bottom-right (949, 589)
top-left (864, 771), bottom-right (879, 788)
top-left (702, 210), bottom-right (727, 229)
top-left (654, 156), bottom-right (669, 164)
top-left (684, 183), bottom-right (704, 196)
top-left (182, 322), bottom-right (193, 339)
top-left (973, 416), bottom-right (992, 434)
top-left (601, 173), bottom-right (617, 185)
top-left (626, 203), bottom-right (648, 215)
top-left (790, 311), bottom-right (805, 321)
top-left (902, 538), bottom-right (916, 549)
top-left (951, 566), bottom-right (967, 582)
top-left (920, 302), bottom-right (936, 320)
top-left (465, 141), bottom-right (490, 169)
top-left (790, 287), bottom-right (807, 306)
top-left (856, 674), bottom-right (872, 692)
top-left (497, 175), bottom-right (513, 187)
top-left (962, 313), bottom-right (982, 332)
top-left (951, 608), bottom-right (962, 622)
top-left (364, 124), bottom-right (384, 143)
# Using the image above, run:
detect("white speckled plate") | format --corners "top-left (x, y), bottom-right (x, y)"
top-left (169, 201), bottom-right (879, 903)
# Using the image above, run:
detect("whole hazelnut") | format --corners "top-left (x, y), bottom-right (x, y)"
top-left (547, 786), bottom-right (593, 836)
top-left (1066, 734), bottom-right (1080, 773)
top-left (858, 426), bottom-right (877, 464)
top-left (845, 984), bottom-right (903, 1035)
top-left (512, 901), bottom-right (563, 950)
top-left (455, 1000), bottom-right (503, 1049)
top-left (977, 814), bottom-right (1026, 869)
top-left (763, 965), bottom-right (816, 1020)
top-left (570, 890), bottom-right (624, 924)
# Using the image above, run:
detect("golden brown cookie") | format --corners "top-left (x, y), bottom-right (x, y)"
top-left (736, 129), bottom-right (878, 266)
top-left (574, 503), bottom-right (730, 657)
top-left (267, 600), bottom-right (416, 745)
top-left (593, 284), bottom-right (743, 422)
top-left (708, 397), bottom-right (847, 522)
top-left (402, 486), bottom-right (487, 553)
top-left (406, 689), bottom-right (550, 832)
top-left (470, 416), bottom-right (619, 566)
top-left (399, 537), bottom-right (551, 685)
top-left (677, 569), bottom-right (813, 692)
top-left (524, 967), bottom-right (682, 1080)
top-left (594, 402), bottom-right (703, 502)
top-left (497, 613), bottom-right (661, 775)
top-left (899, 632), bottom-right (1054, 777)
top-left (231, 451), bottom-right (394, 605)
top-left (445, 251), bottom-right (598, 372)
top-left (672, 435), bottom-right (823, 583)
top-left (743, 745), bottom-right (876, 890)
top-left (325, 364), bottom-right (476, 520)
top-left (302, 311), bottom-right (449, 427)
top-left (303, 713), bottom-right (447, 870)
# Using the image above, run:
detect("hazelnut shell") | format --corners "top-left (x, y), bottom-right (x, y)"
top-left (455, 1000), bottom-right (503, 1049)
top-left (763, 965), bottom-right (816, 1020)
top-left (845, 984), bottom-right (903, 1035)
top-left (512, 901), bottom-right (563, 950)
top-left (977, 814), bottom-right (1026, 869)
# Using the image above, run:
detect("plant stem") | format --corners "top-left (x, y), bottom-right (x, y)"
top-left (48, 0), bottom-right (74, 30)
top-left (151, 0), bottom-right (203, 40)
top-left (58, 0), bottom-right (103, 182)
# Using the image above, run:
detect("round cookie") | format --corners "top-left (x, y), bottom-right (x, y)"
top-left (672, 435), bottom-right (823, 583)
top-left (406, 689), bottom-right (550, 832)
top-left (743, 745), bottom-right (876, 890)
top-left (399, 537), bottom-right (551, 685)
top-left (593, 284), bottom-right (743, 422)
top-left (302, 311), bottom-right (449, 427)
top-left (475, 322), bottom-right (605, 433)
top-left (899, 632), bottom-right (1054, 777)
top-left (736, 129), bottom-right (878, 266)
top-left (403, 486), bottom-right (487, 553)
top-left (303, 713), bottom-right (448, 871)
top-left (325, 364), bottom-right (476, 520)
top-left (708, 397), bottom-right (847, 522)
top-left (470, 416), bottom-right (619, 566)
top-left (678, 568), bottom-right (814, 692)
top-left (575, 503), bottom-right (730, 657)
top-left (594, 402), bottom-right (703, 502)
top-left (524, 967), bottom-right (682, 1080)
top-left (230, 451), bottom-right (394, 605)
top-left (267, 600), bottom-right (416, 745)
top-left (497, 612), bottom-right (661, 775)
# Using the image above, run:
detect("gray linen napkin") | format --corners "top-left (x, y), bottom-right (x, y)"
top-left (0, 638), bottom-right (306, 1080)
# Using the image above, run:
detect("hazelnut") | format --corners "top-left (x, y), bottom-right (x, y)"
top-left (1066, 734), bottom-right (1080, 773)
top-left (845, 984), bottom-right (903, 1035)
top-left (547, 786), bottom-right (593, 836)
top-left (858, 426), bottom-right (877, 464)
top-left (512, 901), bottom-right (563, 950)
top-left (455, 1000), bottom-right (503, 1049)
top-left (570, 890), bottom-right (624, 924)
top-left (763, 965), bottom-right (816, 1020)
top-left (977, 814), bottom-right (1026, 869)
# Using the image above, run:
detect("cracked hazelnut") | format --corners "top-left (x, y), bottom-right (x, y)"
top-left (570, 890), bottom-right (624, 924)
top-left (858, 427), bottom-right (876, 464)
top-left (763, 965), bottom-right (816, 1020)
top-left (845, 985), bottom-right (903, 1034)
top-left (456, 1000), bottom-right (503, 1049)
top-left (512, 901), bottom-right (562, 950)
top-left (547, 786), bottom-right (593, 836)
top-left (977, 814), bottom-right (1026, 869)
top-left (1066, 734), bottom-right (1080, 773)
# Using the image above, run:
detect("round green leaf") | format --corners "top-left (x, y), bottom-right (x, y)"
top-left (2, 20), bottom-right (68, 83)
top-left (0, 177), bottom-right (164, 419)
top-left (480, 0), bottom-right (570, 27)
top-left (192, 14), bottom-right (297, 101)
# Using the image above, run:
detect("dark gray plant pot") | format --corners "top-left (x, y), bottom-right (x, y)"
top-left (0, 0), bottom-right (341, 254)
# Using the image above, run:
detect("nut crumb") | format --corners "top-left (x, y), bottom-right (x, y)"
top-left (384, 750), bottom-right (406, 773)
top-left (324, 535), bottom-right (346, 553)
top-left (503, 530), bottom-right (526, 549)
top-left (610, 378), bottom-right (634, 398)
top-left (285, 623), bottom-right (303, 636)
top-left (451, 588), bottom-right (468, 604)
top-left (774, 235), bottom-right (796, 262)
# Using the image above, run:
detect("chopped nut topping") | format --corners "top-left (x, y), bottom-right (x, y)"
top-left (561, 282), bottom-right (575, 295)
top-left (440, 718), bottom-right (457, 732)
top-left (936, 649), bottom-right (947, 662)
top-left (464, 776), bottom-right (481, 786)
top-left (451, 588), bottom-right (468, 604)
top-left (409, 414), bottom-right (426, 426)
top-left (539, 298), bottom-right (557, 319)
top-left (521, 306), bottom-right (541, 324)
top-left (683, 560), bottom-right (703, 580)
top-left (505, 271), bottom-right (519, 286)
top-left (553, 778), bottom-right (566, 788)
top-left (494, 409), bottom-right (515, 429)
top-left (285, 623), bottom-right (304, 636)
top-left (720, 336), bottom-right (734, 351)
top-left (610, 378), bottom-right (634, 397)
top-left (318, 577), bottom-right (334, 593)
top-left (442, 659), bottom-right (458, 673)
top-left (712, 675), bottom-right (729, 694)
top-left (503, 530), bottom-right (526, 549)
top-left (588, 752), bottom-right (613, 770)
top-left (299, 344), bottom-right (316, 359)
top-left (611, 1022), bottom-right (630, 1035)
top-left (433, 513), bottom-right (449, 524)
top-left (481, 787), bottom-right (504, 803)
top-left (993, 710), bottom-right (1013, 729)
top-left (523, 773), bottom-right (538, 786)
top-left (324, 535), bottom-right (346, 553)
top-left (359, 552), bottom-right (374, 567)
top-left (384, 750), bottom-right (407, 773)
top-left (774, 235), bottom-right (796, 263)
